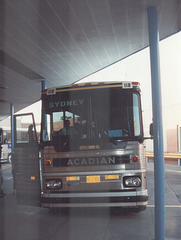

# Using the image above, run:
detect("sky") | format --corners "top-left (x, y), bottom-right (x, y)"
top-left (2, 31), bottom-right (181, 133)
top-left (78, 31), bottom-right (181, 107)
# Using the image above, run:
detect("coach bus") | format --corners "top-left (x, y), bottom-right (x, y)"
top-left (40, 81), bottom-right (148, 211)
top-left (13, 81), bottom-right (148, 211)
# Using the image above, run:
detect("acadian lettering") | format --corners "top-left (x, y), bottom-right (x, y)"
top-left (67, 157), bottom-right (116, 166)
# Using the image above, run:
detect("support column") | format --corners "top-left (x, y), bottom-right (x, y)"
top-left (41, 80), bottom-right (47, 91)
top-left (148, 7), bottom-right (165, 240)
top-left (10, 103), bottom-right (14, 154)
top-left (41, 80), bottom-right (47, 141)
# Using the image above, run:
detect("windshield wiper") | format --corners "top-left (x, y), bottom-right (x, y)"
top-left (101, 129), bottom-right (136, 145)
top-left (101, 130), bottom-right (118, 145)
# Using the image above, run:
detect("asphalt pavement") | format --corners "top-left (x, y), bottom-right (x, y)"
top-left (0, 162), bottom-right (180, 240)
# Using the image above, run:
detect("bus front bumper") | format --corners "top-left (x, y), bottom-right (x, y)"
top-left (41, 190), bottom-right (148, 208)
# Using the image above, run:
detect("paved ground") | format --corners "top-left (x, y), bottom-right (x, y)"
top-left (0, 163), bottom-right (181, 240)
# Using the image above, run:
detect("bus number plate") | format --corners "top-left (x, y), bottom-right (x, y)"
top-left (86, 175), bottom-right (100, 183)
top-left (122, 82), bottom-right (132, 89)
top-left (47, 88), bottom-right (56, 95)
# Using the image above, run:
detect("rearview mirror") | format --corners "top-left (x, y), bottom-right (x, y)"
top-left (149, 123), bottom-right (153, 137)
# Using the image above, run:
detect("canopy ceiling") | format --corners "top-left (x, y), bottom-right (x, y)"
top-left (0, 0), bottom-right (181, 120)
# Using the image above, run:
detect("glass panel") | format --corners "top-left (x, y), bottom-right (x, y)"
top-left (42, 114), bottom-right (51, 141)
top-left (180, 127), bottom-right (181, 152)
top-left (178, 125), bottom-right (181, 153)
top-left (133, 93), bottom-right (141, 136)
top-left (41, 88), bottom-right (142, 151)
top-left (15, 115), bottom-right (36, 144)
top-left (53, 112), bottom-right (63, 131)
top-left (91, 91), bottom-right (141, 137)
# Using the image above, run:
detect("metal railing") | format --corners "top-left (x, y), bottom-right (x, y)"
top-left (145, 152), bottom-right (181, 166)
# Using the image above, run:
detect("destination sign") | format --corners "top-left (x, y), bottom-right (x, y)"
top-left (48, 99), bottom-right (84, 109)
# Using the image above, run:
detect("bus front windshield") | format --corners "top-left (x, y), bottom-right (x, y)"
top-left (41, 88), bottom-right (143, 151)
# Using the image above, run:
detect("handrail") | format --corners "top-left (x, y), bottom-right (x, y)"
top-left (145, 152), bottom-right (181, 166)
top-left (146, 152), bottom-right (181, 158)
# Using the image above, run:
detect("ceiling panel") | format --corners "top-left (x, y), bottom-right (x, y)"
top-left (0, 0), bottom-right (181, 120)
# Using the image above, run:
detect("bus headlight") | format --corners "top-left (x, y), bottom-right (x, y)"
top-left (123, 176), bottom-right (141, 187)
top-left (46, 179), bottom-right (62, 190)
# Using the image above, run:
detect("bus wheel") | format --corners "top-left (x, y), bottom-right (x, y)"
top-left (132, 206), bottom-right (146, 213)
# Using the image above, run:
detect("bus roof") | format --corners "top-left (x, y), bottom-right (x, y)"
top-left (42, 81), bottom-right (140, 95)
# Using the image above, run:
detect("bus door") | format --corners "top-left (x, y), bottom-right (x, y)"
top-left (12, 113), bottom-right (41, 206)
top-left (0, 128), bottom-right (3, 160)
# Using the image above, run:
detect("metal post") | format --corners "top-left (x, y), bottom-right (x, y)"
top-left (41, 80), bottom-right (47, 91)
top-left (178, 159), bottom-right (181, 166)
top-left (41, 80), bottom-right (47, 141)
top-left (148, 7), bottom-right (165, 240)
top-left (146, 156), bottom-right (150, 163)
top-left (10, 103), bottom-right (14, 154)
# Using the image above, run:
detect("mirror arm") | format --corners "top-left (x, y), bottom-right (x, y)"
top-left (143, 136), bottom-right (153, 140)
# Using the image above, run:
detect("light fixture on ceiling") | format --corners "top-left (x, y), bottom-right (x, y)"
top-left (0, 85), bottom-right (8, 89)
top-left (0, 99), bottom-right (6, 102)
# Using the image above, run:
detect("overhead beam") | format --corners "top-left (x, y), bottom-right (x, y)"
top-left (0, 50), bottom-right (44, 80)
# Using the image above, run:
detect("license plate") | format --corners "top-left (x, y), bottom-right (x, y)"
top-left (86, 175), bottom-right (100, 183)
top-left (66, 176), bottom-right (80, 181)
top-left (105, 175), bottom-right (119, 180)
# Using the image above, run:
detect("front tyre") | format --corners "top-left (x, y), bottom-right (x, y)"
top-left (131, 206), bottom-right (146, 213)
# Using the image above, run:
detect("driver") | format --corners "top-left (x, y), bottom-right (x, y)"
top-left (59, 120), bottom-right (77, 136)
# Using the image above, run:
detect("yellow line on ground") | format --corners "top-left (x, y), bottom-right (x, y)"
top-left (166, 169), bottom-right (181, 174)
top-left (147, 205), bottom-right (181, 208)
top-left (146, 153), bottom-right (181, 159)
